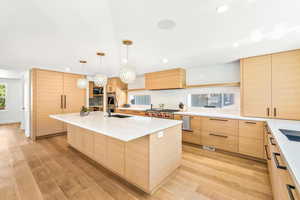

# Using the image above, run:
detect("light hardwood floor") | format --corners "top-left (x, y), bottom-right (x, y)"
top-left (0, 124), bottom-right (273, 200)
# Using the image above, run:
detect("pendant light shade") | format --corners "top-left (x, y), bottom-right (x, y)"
top-left (119, 40), bottom-right (136, 84)
top-left (77, 60), bottom-right (88, 89)
top-left (94, 74), bottom-right (107, 86)
top-left (77, 78), bottom-right (88, 89)
top-left (119, 65), bottom-right (136, 83)
top-left (94, 52), bottom-right (108, 87)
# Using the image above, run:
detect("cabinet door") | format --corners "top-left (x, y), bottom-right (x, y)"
top-left (241, 55), bottom-right (272, 118)
top-left (67, 124), bottom-right (77, 147)
top-left (34, 70), bottom-right (64, 136)
top-left (272, 50), bottom-right (300, 120)
top-left (63, 73), bottom-right (86, 113)
top-left (94, 133), bottom-right (107, 165)
top-left (107, 138), bottom-right (125, 176)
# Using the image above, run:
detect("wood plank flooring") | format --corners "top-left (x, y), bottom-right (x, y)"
top-left (0, 124), bottom-right (273, 200)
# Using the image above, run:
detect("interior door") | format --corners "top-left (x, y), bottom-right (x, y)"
top-left (63, 73), bottom-right (86, 114)
top-left (35, 70), bottom-right (64, 136)
top-left (241, 55), bottom-right (272, 118)
top-left (272, 50), bottom-right (300, 120)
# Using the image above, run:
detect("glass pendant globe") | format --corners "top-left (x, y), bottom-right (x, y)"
top-left (77, 78), bottom-right (88, 89)
top-left (94, 74), bottom-right (108, 87)
top-left (119, 65), bottom-right (136, 83)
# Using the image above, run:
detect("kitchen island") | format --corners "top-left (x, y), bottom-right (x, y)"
top-left (50, 111), bottom-right (182, 194)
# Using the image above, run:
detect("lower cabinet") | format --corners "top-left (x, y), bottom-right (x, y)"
top-left (265, 126), bottom-right (300, 200)
top-left (201, 130), bottom-right (238, 152)
top-left (66, 124), bottom-right (182, 194)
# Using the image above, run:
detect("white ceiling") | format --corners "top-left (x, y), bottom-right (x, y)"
top-left (1, 0), bottom-right (300, 76)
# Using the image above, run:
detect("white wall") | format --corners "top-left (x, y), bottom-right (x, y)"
top-left (0, 78), bottom-right (23, 124)
top-left (127, 62), bottom-right (241, 114)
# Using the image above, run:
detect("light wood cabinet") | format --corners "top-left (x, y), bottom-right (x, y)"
top-left (66, 124), bottom-right (181, 194)
top-left (271, 50), bottom-right (300, 120)
top-left (32, 69), bottom-right (86, 138)
top-left (181, 116), bottom-right (201, 145)
top-left (145, 68), bottom-right (186, 90)
top-left (33, 70), bottom-right (65, 137)
top-left (238, 120), bottom-right (264, 158)
top-left (241, 49), bottom-right (300, 120)
top-left (241, 55), bottom-right (272, 118)
top-left (107, 77), bottom-right (127, 106)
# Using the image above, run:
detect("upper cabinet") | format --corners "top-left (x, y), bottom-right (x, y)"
top-left (241, 55), bottom-right (272, 118)
top-left (241, 49), bottom-right (300, 120)
top-left (145, 68), bottom-right (186, 90)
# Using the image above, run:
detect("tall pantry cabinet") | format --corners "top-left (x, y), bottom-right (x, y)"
top-left (31, 69), bottom-right (86, 139)
top-left (241, 49), bottom-right (300, 120)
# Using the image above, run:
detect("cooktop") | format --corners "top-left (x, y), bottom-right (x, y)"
top-left (279, 129), bottom-right (300, 142)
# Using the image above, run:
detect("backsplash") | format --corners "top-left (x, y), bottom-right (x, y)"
top-left (127, 86), bottom-right (240, 114)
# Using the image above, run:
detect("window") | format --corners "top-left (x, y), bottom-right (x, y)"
top-left (130, 95), bottom-right (151, 105)
top-left (189, 93), bottom-right (234, 108)
top-left (0, 83), bottom-right (6, 110)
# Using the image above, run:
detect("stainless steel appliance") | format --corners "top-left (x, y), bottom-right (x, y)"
top-left (145, 109), bottom-right (180, 119)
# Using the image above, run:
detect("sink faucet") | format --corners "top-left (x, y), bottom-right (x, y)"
top-left (107, 97), bottom-right (113, 117)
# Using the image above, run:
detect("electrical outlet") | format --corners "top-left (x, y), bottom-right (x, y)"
top-left (203, 145), bottom-right (215, 151)
top-left (157, 131), bottom-right (164, 138)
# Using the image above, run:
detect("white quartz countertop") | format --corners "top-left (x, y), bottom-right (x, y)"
top-left (266, 119), bottom-right (300, 189)
top-left (174, 111), bottom-right (266, 121)
top-left (50, 111), bottom-right (182, 142)
top-left (118, 107), bottom-right (148, 111)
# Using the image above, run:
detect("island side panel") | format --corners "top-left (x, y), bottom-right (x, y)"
top-left (149, 124), bottom-right (182, 191)
top-left (125, 136), bottom-right (149, 191)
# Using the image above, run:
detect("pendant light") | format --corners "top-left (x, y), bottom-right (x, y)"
top-left (94, 52), bottom-right (108, 87)
top-left (119, 40), bottom-right (136, 84)
top-left (77, 60), bottom-right (88, 89)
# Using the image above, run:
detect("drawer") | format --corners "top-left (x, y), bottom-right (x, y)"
top-left (239, 120), bottom-right (264, 139)
top-left (239, 137), bottom-right (264, 158)
top-left (201, 131), bottom-right (238, 152)
top-left (202, 117), bottom-right (238, 136)
top-left (182, 130), bottom-right (201, 145)
top-left (191, 116), bottom-right (201, 130)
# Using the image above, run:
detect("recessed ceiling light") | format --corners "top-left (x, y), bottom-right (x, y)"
top-left (157, 19), bottom-right (176, 30)
top-left (162, 58), bottom-right (169, 63)
top-left (216, 5), bottom-right (229, 13)
top-left (65, 67), bottom-right (71, 72)
top-left (122, 58), bottom-right (128, 64)
top-left (233, 42), bottom-right (239, 48)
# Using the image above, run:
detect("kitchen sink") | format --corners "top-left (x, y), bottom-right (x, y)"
top-left (110, 114), bottom-right (132, 118)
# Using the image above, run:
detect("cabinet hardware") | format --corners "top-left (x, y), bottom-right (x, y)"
top-left (286, 184), bottom-right (296, 200)
top-left (209, 133), bottom-right (228, 138)
top-left (245, 121), bottom-right (256, 124)
top-left (60, 95), bottom-right (63, 109)
top-left (64, 95), bottom-right (67, 109)
top-left (209, 118), bottom-right (228, 122)
top-left (274, 108), bottom-right (277, 117)
top-left (264, 145), bottom-right (270, 160)
top-left (273, 152), bottom-right (287, 170)
top-left (269, 137), bottom-right (276, 146)
top-left (267, 107), bottom-right (270, 116)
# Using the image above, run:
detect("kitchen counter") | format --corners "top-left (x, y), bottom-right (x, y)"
top-left (50, 111), bottom-right (182, 142)
top-left (174, 111), bottom-right (266, 121)
top-left (266, 119), bottom-right (300, 190)
top-left (117, 107), bottom-right (148, 111)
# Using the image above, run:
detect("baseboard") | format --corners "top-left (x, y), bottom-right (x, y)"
top-left (36, 132), bottom-right (67, 140)
top-left (0, 122), bottom-right (21, 126)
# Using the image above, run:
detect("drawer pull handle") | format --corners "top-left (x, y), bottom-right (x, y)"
top-left (269, 137), bottom-right (276, 146)
top-left (245, 121), bottom-right (257, 124)
top-left (273, 152), bottom-right (287, 170)
top-left (287, 184), bottom-right (296, 200)
top-left (267, 107), bottom-right (270, 116)
top-left (209, 133), bottom-right (228, 138)
top-left (209, 118), bottom-right (228, 122)
top-left (264, 145), bottom-right (271, 160)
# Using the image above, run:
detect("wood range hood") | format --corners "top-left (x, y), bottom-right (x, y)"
top-left (145, 68), bottom-right (186, 90)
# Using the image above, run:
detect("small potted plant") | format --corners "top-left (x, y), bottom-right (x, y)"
top-left (80, 106), bottom-right (90, 117)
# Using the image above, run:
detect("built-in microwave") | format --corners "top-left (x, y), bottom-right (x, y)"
top-left (93, 87), bottom-right (103, 95)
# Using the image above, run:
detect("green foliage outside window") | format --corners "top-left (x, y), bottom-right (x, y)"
top-left (0, 84), bottom-right (6, 109)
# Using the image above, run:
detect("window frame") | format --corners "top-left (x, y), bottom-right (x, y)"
top-left (0, 82), bottom-right (7, 111)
